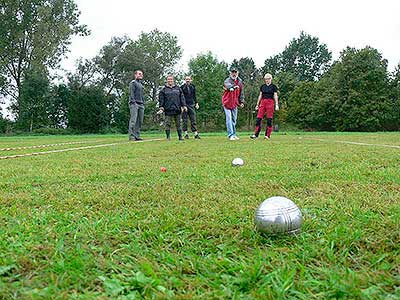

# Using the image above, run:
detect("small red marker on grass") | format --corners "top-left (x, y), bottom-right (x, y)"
top-left (160, 167), bottom-right (167, 173)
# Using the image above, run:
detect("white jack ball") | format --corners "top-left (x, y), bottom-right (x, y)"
top-left (232, 158), bottom-right (244, 166)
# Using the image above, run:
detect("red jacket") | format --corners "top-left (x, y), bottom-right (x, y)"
top-left (221, 77), bottom-right (244, 109)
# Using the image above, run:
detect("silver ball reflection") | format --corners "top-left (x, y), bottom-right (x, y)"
top-left (254, 196), bottom-right (302, 235)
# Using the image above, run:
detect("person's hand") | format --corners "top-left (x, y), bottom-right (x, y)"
top-left (229, 88), bottom-right (234, 92)
top-left (240, 103), bottom-right (244, 108)
top-left (157, 108), bottom-right (164, 115)
top-left (275, 104), bottom-right (279, 111)
top-left (181, 106), bottom-right (188, 112)
top-left (255, 105), bottom-right (259, 110)
top-left (234, 85), bottom-right (240, 90)
top-left (195, 103), bottom-right (199, 110)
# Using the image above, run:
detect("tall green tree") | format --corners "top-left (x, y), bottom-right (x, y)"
top-left (329, 47), bottom-right (391, 131)
top-left (188, 52), bottom-right (227, 130)
top-left (123, 29), bottom-right (183, 102)
top-left (386, 63), bottom-right (400, 130)
top-left (17, 68), bottom-right (50, 131)
top-left (117, 29), bottom-right (183, 132)
top-left (94, 36), bottom-right (130, 97)
top-left (261, 32), bottom-right (331, 126)
top-left (48, 83), bottom-right (69, 128)
top-left (0, 0), bottom-right (88, 118)
top-left (67, 83), bottom-right (108, 133)
top-left (93, 37), bottom-right (131, 130)
top-left (287, 47), bottom-right (394, 131)
top-left (277, 31), bottom-right (332, 81)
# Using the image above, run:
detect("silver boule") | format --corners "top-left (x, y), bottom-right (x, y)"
top-left (254, 196), bottom-right (302, 235)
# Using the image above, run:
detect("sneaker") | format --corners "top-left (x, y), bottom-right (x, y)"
top-left (194, 134), bottom-right (201, 139)
top-left (178, 137), bottom-right (184, 141)
top-left (184, 134), bottom-right (189, 139)
top-left (264, 136), bottom-right (270, 140)
top-left (234, 136), bottom-right (240, 140)
top-left (135, 137), bottom-right (143, 141)
top-left (250, 134), bottom-right (258, 139)
top-left (229, 136), bottom-right (236, 141)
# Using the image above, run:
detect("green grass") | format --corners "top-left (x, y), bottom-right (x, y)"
top-left (0, 132), bottom-right (399, 299)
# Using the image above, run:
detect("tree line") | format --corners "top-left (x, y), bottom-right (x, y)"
top-left (1, 1), bottom-right (399, 134)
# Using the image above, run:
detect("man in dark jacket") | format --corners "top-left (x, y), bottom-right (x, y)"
top-left (180, 76), bottom-right (200, 139)
top-left (158, 75), bottom-right (187, 140)
top-left (128, 70), bottom-right (144, 141)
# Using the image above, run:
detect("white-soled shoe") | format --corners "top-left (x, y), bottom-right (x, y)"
top-left (234, 136), bottom-right (240, 140)
top-left (229, 136), bottom-right (236, 141)
top-left (264, 136), bottom-right (270, 140)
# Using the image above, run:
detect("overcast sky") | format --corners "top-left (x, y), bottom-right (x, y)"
top-left (61, 0), bottom-right (400, 73)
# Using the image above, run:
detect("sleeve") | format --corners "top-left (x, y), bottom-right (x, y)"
top-left (159, 88), bottom-right (165, 108)
top-left (179, 88), bottom-right (187, 107)
top-left (260, 85), bottom-right (263, 92)
top-left (239, 80), bottom-right (244, 102)
top-left (193, 85), bottom-right (197, 103)
top-left (129, 81), bottom-right (136, 104)
top-left (224, 78), bottom-right (235, 90)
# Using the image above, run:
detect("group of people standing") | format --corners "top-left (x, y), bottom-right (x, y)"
top-left (128, 68), bottom-right (279, 141)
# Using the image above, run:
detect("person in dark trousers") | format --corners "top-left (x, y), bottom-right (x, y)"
top-left (222, 68), bottom-right (244, 140)
top-left (158, 75), bottom-right (187, 141)
top-left (250, 73), bottom-right (279, 140)
top-left (181, 76), bottom-right (200, 139)
top-left (128, 70), bottom-right (145, 141)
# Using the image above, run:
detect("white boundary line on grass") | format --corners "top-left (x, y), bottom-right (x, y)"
top-left (306, 138), bottom-right (400, 149)
top-left (0, 138), bottom-right (163, 160)
top-left (0, 140), bottom-right (103, 151)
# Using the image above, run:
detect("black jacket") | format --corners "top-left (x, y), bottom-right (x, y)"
top-left (180, 83), bottom-right (196, 106)
top-left (129, 80), bottom-right (144, 105)
top-left (159, 85), bottom-right (186, 116)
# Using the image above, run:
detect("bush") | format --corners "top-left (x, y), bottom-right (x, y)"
top-left (31, 127), bottom-right (74, 135)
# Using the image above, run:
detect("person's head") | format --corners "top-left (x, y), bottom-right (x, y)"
top-left (134, 70), bottom-right (143, 80)
top-left (230, 68), bottom-right (239, 79)
top-left (166, 75), bottom-right (174, 86)
top-left (264, 73), bottom-right (272, 85)
top-left (185, 76), bottom-right (192, 84)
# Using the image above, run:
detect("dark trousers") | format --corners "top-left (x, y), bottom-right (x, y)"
top-left (128, 103), bottom-right (144, 139)
top-left (165, 114), bottom-right (182, 138)
top-left (182, 105), bottom-right (198, 132)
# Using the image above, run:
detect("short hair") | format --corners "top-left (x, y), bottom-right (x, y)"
top-left (264, 73), bottom-right (272, 80)
top-left (166, 74), bottom-right (174, 79)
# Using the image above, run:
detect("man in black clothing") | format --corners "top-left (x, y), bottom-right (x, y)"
top-left (158, 75), bottom-right (187, 141)
top-left (128, 70), bottom-right (145, 141)
top-left (181, 76), bottom-right (200, 139)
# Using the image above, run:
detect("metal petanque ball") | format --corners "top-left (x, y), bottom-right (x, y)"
top-left (254, 196), bottom-right (302, 235)
top-left (232, 158), bottom-right (244, 167)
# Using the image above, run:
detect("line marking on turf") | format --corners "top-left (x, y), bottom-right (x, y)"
top-left (305, 138), bottom-right (400, 149)
top-left (0, 140), bottom-right (105, 151)
top-left (0, 138), bottom-right (163, 160)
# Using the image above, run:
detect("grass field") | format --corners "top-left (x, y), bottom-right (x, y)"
top-left (0, 132), bottom-right (399, 299)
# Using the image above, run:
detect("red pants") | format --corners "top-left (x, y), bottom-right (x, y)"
top-left (257, 99), bottom-right (275, 118)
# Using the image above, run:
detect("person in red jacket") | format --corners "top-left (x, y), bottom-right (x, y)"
top-left (221, 68), bottom-right (244, 140)
top-left (250, 73), bottom-right (279, 140)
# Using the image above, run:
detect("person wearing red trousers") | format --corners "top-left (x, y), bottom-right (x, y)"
top-left (250, 73), bottom-right (279, 140)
